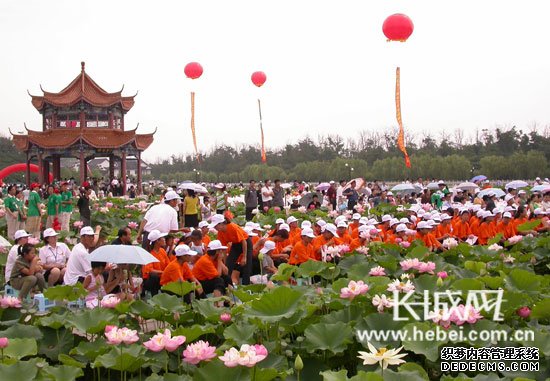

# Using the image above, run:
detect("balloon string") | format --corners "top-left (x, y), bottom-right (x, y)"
top-left (191, 91), bottom-right (200, 163)
top-left (258, 99), bottom-right (266, 163)
top-left (396, 67), bottom-right (411, 168)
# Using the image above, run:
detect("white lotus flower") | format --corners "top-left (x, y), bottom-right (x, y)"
top-left (358, 342), bottom-right (407, 369)
top-left (372, 294), bottom-right (393, 312)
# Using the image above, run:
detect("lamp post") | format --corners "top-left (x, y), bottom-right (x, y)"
top-left (193, 168), bottom-right (198, 182)
top-left (345, 163), bottom-right (352, 179)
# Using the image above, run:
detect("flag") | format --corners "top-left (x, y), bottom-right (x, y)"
top-left (395, 67), bottom-right (411, 168)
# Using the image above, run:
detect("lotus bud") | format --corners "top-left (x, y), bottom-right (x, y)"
top-left (294, 354), bottom-right (304, 371)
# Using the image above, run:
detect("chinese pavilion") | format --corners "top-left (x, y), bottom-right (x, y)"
top-left (11, 62), bottom-right (154, 195)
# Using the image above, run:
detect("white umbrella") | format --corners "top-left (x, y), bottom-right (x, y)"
top-left (531, 184), bottom-right (550, 193)
top-left (89, 245), bottom-right (159, 265)
top-left (178, 182), bottom-right (208, 194)
top-left (281, 183), bottom-right (292, 189)
top-left (505, 180), bottom-right (529, 189)
top-left (427, 182), bottom-right (440, 190)
top-left (456, 182), bottom-right (479, 191)
top-left (477, 188), bottom-right (506, 198)
top-left (390, 183), bottom-right (416, 194)
top-left (315, 182), bottom-right (331, 191)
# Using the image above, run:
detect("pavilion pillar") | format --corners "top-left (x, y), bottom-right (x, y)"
top-left (25, 153), bottom-right (31, 187)
top-left (43, 160), bottom-right (50, 185)
top-left (79, 151), bottom-right (86, 185)
top-left (137, 152), bottom-right (142, 195)
top-left (108, 112), bottom-right (114, 129)
top-left (109, 155), bottom-right (115, 182)
top-left (121, 152), bottom-right (127, 196)
top-left (52, 156), bottom-right (61, 181)
top-left (80, 111), bottom-right (85, 129)
top-left (37, 152), bottom-right (44, 184)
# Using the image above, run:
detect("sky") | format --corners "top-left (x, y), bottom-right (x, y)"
top-left (1, 0), bottom-right (550, 162)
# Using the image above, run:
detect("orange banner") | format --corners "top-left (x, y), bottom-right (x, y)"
top-left (190, 91), bottom-right (200, 162)
top-left (395, 67), bottom-right (411, 168)
top-left (258, 99), bottom-right (267, 163)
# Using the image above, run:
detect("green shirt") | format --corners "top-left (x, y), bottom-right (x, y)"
top-left (4, 195), bottom-right (17, 212)
top-left (15, 198), bottom-right (24, 221)
top-left (47, 194), bottom-right (60, 216)
top-left (27, 191), bottom-right (41, 217)
top-left (60, 191), bottom-right (73, 213)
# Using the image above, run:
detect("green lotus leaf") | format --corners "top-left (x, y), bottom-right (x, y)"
top-left (303, 321), bottom-right (353, 354)
top-left (244, 286), bottom-right (304, 323)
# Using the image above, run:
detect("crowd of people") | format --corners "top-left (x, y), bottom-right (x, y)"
top-left (1, 175), bottom-right (549, 305)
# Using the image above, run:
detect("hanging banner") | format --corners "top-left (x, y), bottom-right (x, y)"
top-left (395, 67), bottom-right (411, 168)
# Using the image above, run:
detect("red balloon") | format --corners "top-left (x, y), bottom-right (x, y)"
top-left (184, 62), bottom-right (203, 79)
top-left (382, 13), bottom-right (414, 42)
top-left (251, 71), bottom-right (267, 87)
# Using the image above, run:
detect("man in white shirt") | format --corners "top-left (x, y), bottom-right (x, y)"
top-left (63, 226), bottom-right (96, 285)
top-left (261, 180), bottom-right (274, 210)
top-left (5, 230), bottom-right (30, 284)
top-left (136, 190), bottom-right (183, 249)
top-left (336, 180), bottom-right (347, 210)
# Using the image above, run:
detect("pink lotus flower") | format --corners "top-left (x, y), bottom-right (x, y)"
top-left (437, 271), bottom-right (448, 279)
top-left (105, 202), bottom-right (114, 208)
top-left (369, 266), bottom-right (386, 276)
top-left (394, 238), bottom-right (402, 244)
top-left (182, 340), bottom-right (217, 365)
top-left (100, 295), bottom-right (121, 308)
top-left (387, 279), bottom-right (415, 293)
top-left (220, 313), bottom-right (232, 323)
top-left (355, 246), bottom-right (370, 255)
top-left (28, 237), bottom-right (40, 245)
top-left (143, 329), bottom-right (186, 352)
top-left (105, 326), bottom-right (139, 345)
top-left (328, 210), bottom-right (339, 218)
top-left (0, 337), bottom-right (8, 348)
top-left (369, 229), bottom-right (379, 236)
top-left (372, 294), bottom-right (393, 313)
top-left (99, 207), bottom-right (109, 214)
top-left (416, 261), bottom-right (436, 274)
top-left (399, 241), bottom-right (411, 248)
top-left (273, 207), bottom-right (281, 213)
top-left (297, 206), bottom-right (307, 214)
top-left (0, 296), bottom-right (21, 309)
top-left (451, 305), bottom-right (483, 325)
top-left (219, 344), bottom-right (268, 368)
top-left (508, 235), bottom-right (523, 245)
top-left (0, 247), bottom-right (6, 254)
top-left (517, 306), bottom-right (531, 318)
top-left (128, 221), bottom-right (139, 230)
top-left (73, 221), bottom-right (84, 229)
top-left (340, 280), bottom-right (369, 300)
top-left (400, 258), bottom-right (420, 271)
top-left (263, 206), bottom-right (269, 212)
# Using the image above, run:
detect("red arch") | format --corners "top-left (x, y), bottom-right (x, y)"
top-left (0, 164), bottom-right (53, 184)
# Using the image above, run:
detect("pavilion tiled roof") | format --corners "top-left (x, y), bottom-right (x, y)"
top-left (29, 62), bottom-right (135, 111)
top-left (11, 128), bottom-right (154, 151)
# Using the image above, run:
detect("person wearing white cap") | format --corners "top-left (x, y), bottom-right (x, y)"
top-left (286, 216), bottom-right (301, 244)
top-left (289, 227), bottom-right (315, 265)
top-left (137, 190), bottom-right (182, 249)
top-left (301, 220), bottom-right (312, 230)
top-left (259, 241), bottom-right (278, 276)
top-left (313, 219), bottom-right (326, 236)
top-left (386, 224), bottom-right (412, 245)
top-left (198, 221), bottom-right (212, 247)
top-left (498, 212), bottom-right (518, 239)
top-left (378, 215), bottom-right (392, 240)
top-left (39, 228), bottom-right (71, 286)
top-left (477, 211), bottom-right (497, 245)
top-left (312, 223), bottom-right (339, 260)
top-left (192, 240), bottom-right (231, 297)
top-left (336, 221), bottom-right (352, 244)
top-left (435, 214), bottom-right (455, 242)
top-left (4, 229), bottom-right (31, 283)
top-left (209, 214), bottom-right (253, 285)
top-left (159, 245), bottom-right (202, 294)
top-left (416, 221), bottom-right (443, 252)
top-left (453, 209), bottom-right (473, 241)
top-left (63, 226), bottom-right (96, 285)
top-left (141, 230), bottom-right (170, 296)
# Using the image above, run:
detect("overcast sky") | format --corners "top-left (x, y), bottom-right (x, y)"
top-left (1, 0), bottom-right (550, 162)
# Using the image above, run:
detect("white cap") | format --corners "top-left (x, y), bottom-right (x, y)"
top-left (536, 177), bottom-right (541, 181)
top-left (359, 217), bottom-right (369, 225)
top-left (322, 223), bottom-right (339, 238)
top-left (278, 223), bottom-right (290, 232)
top-left (417, 221), bottom-right (430, 230)
top-left (209, 214), bottom-right (226, 229)
top-left (503, 212), bottom-right (512, 218)
top-left (438, 180), bottom-right (446, 185)
top-left (148, 229), bottom-right (167, 242)
top-left (245, 221), bottom-right (255, 228)
top-left (352, 213), bottom-right (361, 220)
top-left (287, 216), bottom-right (298, 224)
top-left (518, 190), bottom-right (526, 195)
top-left (244, 227), bottom-right (258, 237)
top-left (399, 218), bottom-right (409, 224)
top-left (198, 221), bottom-right (210, 229)
top-left (441, 214), bottom-right (452, 221)
top-left (487, 191), bottom-right (496, 197)
top-left (335, 216), bottom-right (347, 225)
top-left (214, 183), bottom-right (225, 189)
top-left (482, 211), bottom-right (494, 219)
top-left (389, 218), bottom-right (400, 227)
top-left (253, 223), bottom-right (264, 231)
top-left (14, 230), bottom-right (31, 240)
top-left (164, 190), bottom-right (181, 201)
top-left (207, 240), bottom-right (228, 251)
top-left (43, 228), bottom-right (59, 238)
top-left (534, 208), bottom-right (547, 216)
top-left (395, 224), bottom-right (408, 233)
top-left (275, 218), bottom-right (285, 225)
top-left (301, 221), bottom-right (312, 229)
top-left (175, 244), bottom-right (197, 257)
top-left (505, 194), bottom-right (514, 202)
top-left (301, 227), bottom-right (315, 238)
top-left (337, 221), bottom-right (348, 228)
top-left (260, 240), bottom-right (276, 254)
top-left (80, 226), bottom-right (95, 237)
top-left (316, 219), bottom-right (327, 227)
top-left (368, 218), bottom-right (378, 225)
top-left (504, 206), bottom-right (515, 212)
top-left (381, 214), bottom-right (392, 223)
